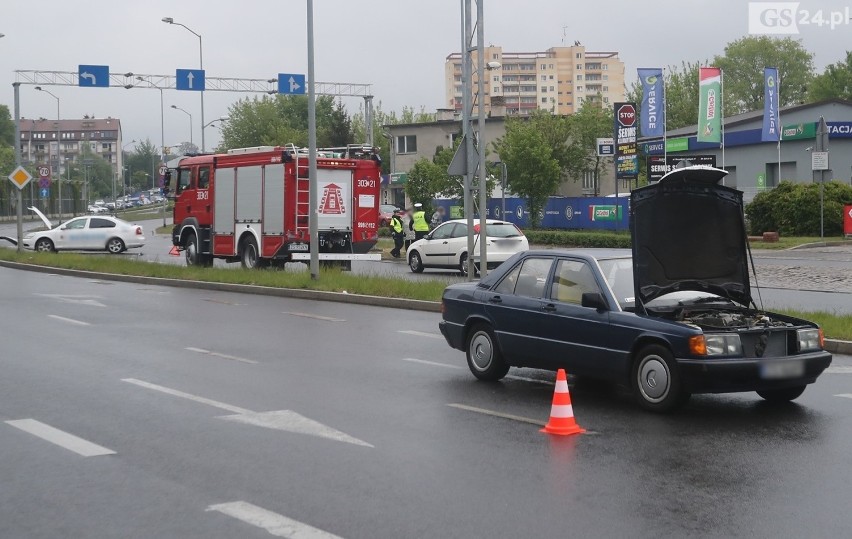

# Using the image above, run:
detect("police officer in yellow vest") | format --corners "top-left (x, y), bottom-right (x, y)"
top-left (389, 209), bottom-right (404, 258)
top-left (410, 203), bottom-right (430, 241)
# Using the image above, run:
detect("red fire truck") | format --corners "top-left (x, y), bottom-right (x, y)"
top-left (164, 144), bottom-right (383, 268)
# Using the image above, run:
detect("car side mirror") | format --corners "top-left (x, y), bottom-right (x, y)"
top-left (581, 292), bottom-right (608, 310)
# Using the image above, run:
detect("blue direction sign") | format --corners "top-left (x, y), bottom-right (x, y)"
top-left (40, 188), bottom-right (49, 198)
top-left (78, 65), bottom-right (110, 87)
top-left (278, 73), bottom-right (306, 95)
top-left (176, 69), bottom-right (205, 91)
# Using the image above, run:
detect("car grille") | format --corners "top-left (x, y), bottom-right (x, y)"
top-left (739, 330), bottom-right (789, 358)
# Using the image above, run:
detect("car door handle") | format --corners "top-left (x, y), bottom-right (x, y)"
top-left (542, 303), bottom-right (557, 312)
top-left (442, 241), bottom-right (448, 244)
top-left (489, 296), bottom-right (502, 304)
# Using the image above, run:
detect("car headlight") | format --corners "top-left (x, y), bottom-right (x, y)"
top-left (796, 328), bottom-right (822, 352)
top-left (23, 233), bottom-right (34, 240)
top-left (704, 334), bottom-right (742, 356)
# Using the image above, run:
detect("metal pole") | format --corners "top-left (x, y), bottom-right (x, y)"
top-left (307, 0), bottom-right (319, 279)
top-left (476, 0), bottom-right (488, 277)
top-left (160, 88), bottom-right (166, 163)
top-left (365, 96), bottom-right (374, 146)
top-left (13, 82), bottom-right (23, 253)
top-left (501, 161), bottom-right (506, 219)
top-left (462, 0), bottom-right (475, 281)
top-left (198, 33), bottom-right (205, 152)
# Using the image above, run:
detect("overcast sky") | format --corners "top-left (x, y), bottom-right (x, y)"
top-left (2, 0), bottom-right (848, 151)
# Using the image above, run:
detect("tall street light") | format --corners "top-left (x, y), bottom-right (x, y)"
top-left (35, 86), bottom-right (61, 219)
top-left (137, 76), bottom-right (167, 163)
top-left (162, 17), bottom-right (205, 152)
top-left (120, 140), bottom-right (136, 201)
top-left (171, 105), bottom-right (193, 146)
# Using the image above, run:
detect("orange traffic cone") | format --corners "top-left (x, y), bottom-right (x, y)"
top-left (168, 246), bottom-right (180, 256)
top-left (540, 369), bottom-right (585, 436)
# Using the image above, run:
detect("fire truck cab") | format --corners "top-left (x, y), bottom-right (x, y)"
top-left (165, 144), bottom-right (382, 269)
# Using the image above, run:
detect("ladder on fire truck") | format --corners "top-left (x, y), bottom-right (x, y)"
top-left (287, 144), bottom-right (380, 238)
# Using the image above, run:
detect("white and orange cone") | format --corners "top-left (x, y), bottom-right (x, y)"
top-left (540, 369), bottom-right (585, 436)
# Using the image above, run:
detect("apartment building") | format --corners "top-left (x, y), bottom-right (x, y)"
top-left (445, 44), bottom-right (625, 116)
top-left (17, 117), bottom-right (125, 177)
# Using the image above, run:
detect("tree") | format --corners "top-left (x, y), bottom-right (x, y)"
top-left (714, 36), bottom-right (814, 114)
top-left (126, 139), bottom-right (161, 180)
top-left (808, 51), bottom-right (852, 102)
top-left (493, 113), bottom-right (564, 228)
top-left (564, 100), bottom-right (613, 195)
top-left (326, 101), bottom-right (353, 147)
top-left (0, 104), bottom-right (14, 146)
top-left (404, 158), bottom-right (443, 215)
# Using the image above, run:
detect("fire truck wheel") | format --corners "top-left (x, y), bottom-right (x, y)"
top-left (240, 237), bottom-right (267, 269)
top-left (184, 234), bottom-right (201, 266)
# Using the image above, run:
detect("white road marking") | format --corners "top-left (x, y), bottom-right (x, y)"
top-left (207, 501), bottom-right (343, 539)
top-left (5, 419), bottom-right (115, 457)
top-left (185, 347), bottom-right (258, 365)
top-left (285, 311), bottom-right (345, 322)
top-left (122, 378), bottom-right (371, 447)
top-left (35, 293), bottom-right (106, 307)
top-left (401, 357), bottom-right (462, 369)
top-left (836, 394), bottom-right (852, 399)
top-left (121, 378), bottom-right (252, 415)
top-left (825, 366), bottom-right (852, 374)
top-left (398, 330), bottom-right (443, 339)
top-left (447, 403), bottom-right (544, 426)
top-left (48, 314), bottom-right (91, 326)
top-left (219, 411), bottom-right (373, 448)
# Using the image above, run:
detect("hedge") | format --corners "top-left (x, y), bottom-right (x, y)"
top-left (523, 229), bottom-right (631, 248)
top-left (745, 181), bottom-right (852, 236)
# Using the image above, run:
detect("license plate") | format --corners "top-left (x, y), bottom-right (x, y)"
top-left (289, 243), bottom-right (308, 252)
top-left (760, 359), bottom-right (805, 379)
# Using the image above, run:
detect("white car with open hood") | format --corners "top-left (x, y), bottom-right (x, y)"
top-left (23, 207), bottom-right (145, 254)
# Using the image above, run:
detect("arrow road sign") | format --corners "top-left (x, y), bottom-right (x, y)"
top-left (278, 73), bottom-right (306, 95)
top-left (176, 69), bottom-right (206, 91)
top-left (78, 64), bottom-right (109, 87)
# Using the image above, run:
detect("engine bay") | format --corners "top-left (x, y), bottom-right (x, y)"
top-left (650, 305), bottom-right (793, 331)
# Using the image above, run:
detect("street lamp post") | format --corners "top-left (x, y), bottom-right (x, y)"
top-left (162, 17), bottom-right (205, 152)
top-left (171, 105), bottom-right (193, 146)
top-left (494, 161), bottom-right (507, 219)
top-left (120, 140), bottom-right (135, 201)
top-left (35, 86), bottom-right (60, 218)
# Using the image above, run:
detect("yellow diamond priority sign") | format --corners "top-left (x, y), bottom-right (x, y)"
top-left (8, 166), bottom-right (33, 190)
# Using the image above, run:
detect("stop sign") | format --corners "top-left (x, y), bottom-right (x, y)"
top-left (617, 104), bottom-right (636, 127)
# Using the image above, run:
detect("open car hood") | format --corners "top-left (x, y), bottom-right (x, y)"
top-left (630, 166), bottom-right (752, 308)
top-left (28, 206), bottom-right (54, 230)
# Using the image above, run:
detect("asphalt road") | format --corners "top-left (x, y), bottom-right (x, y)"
top-left (2, 266), bottom-right (851, 538)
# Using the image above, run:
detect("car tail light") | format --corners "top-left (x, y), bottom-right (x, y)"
top-left (135, 227), bottom-right (143, 235)
top-left (688, 335), bottom-right (707, 356)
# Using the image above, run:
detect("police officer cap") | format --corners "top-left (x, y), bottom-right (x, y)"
top-left (414, 203), bottom-right (422, 208)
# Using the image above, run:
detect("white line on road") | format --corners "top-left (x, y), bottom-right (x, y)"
top-left (447, 403), bottom-right (544, 426)
top-left (185, 347), bottom-right (258, 364)
top-left (47, 314), bottom-right (91, 326)
top-left (826, 366), bottom-right (852, 374)
top-left (398, 330), bottom-right (443, 339)
top-left (5, 419), bottom-right (115, 457)
top-left (836, 394), bottom-right (852, 399)
top-left (207, 501), bottom-right (343, 538)
top-left (401, 357), bottom-right (462, 369)
top-left (121, 378), bottom-right (252, 415)
top-left (285, 312), bottom-right (345, 322)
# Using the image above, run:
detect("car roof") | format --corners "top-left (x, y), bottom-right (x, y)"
top-left (443, 218), bottom-right (512, 225)
top-left (524, 248), bottom-right (631, 261)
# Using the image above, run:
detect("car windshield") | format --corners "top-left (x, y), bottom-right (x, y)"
top-left (380, 205), bottom-right (398, 213)
top-left (597, 258), bottom-right (635, 308)
top-left (484, 223), bottom-right (523, 238)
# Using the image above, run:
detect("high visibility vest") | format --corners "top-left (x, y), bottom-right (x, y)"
top-left (412, 211), bottom-right (429, 231)
top-left (390, 216), bottom-right (403, 233)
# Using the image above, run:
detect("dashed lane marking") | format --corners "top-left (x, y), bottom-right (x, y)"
top-left (121, 378), bottom-right (372, 447)
top-left (398, 330), bottom-right (443, 339)
top-left (401, 358), bottom-right (462, 369)
top-left (447, 403), bottom-right (544, 426)
top-left (47, 314), bottom-right (91, 326)
top-left (207, 501), bottom-right (344, 538)
top-left (285, 312), bottom-right (345, 322)
top-left (5, 419), bottom-right (115, 457)
top-left (185, 347), bottom-right (258, 365)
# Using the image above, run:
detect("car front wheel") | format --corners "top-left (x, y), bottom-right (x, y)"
top-left (757, 385), bottom-right (806, 402)
top-left (466, 323), bottom-right (509, 381)
top-left (34, 238), bottom-right (55, 252)
top-left (632, 344), bottom-right (690, 413)
top-left (408, 251), bottom-right (424, 273)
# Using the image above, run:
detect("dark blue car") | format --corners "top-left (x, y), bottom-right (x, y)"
top-left (438, 167), bottom-right (832, 412)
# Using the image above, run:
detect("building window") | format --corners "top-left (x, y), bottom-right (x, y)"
top-left (602, 64), bottom-right (608, 70)
top-left (494, 86), bottom-right (500, 93)
top-left (603, 97), bottom-right (609, 104)
top-left (577, 75), bottom-right (582, 81)
top-left (583, 171), bottom-right (595, 190)
top-left (541, 86), bottom-right (547, 92)
top-left (492, 53), bottom-right (498, 60)
top-left (576, 53), bottom-right (582, 59)
top-left (541, 75), bottom-right (547, 81)
top-left (541, 97), bottom-right (548, 103)
top-left (603, 86), bottom-right (609, 92)
top-left (549, 86), bottom-right (555, 91)
top-left (549, 64), bottom-right (554, 69)
top-left (576, 64), bottom-right (583, 70)
top-left (577, 86), bottom-right (584, 92)
top-left (549, 75), bottom-right (554, 80)
top-left (396, 135), bottom-right (417, 154)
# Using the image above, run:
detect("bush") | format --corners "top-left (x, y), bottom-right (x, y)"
top-left (745, 180), bottom-right (852, 236)
top-left (523, 229), bottom-right (632, 248)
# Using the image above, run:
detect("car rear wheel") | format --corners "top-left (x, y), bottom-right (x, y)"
top-left (466, 323), bottom-right (509, 381)
top-left (106, 237), bottom-right (125, 254)
top-left (408, 251), bottom-right (424, 273)
top-left (757, 385), bottom-right (806, 402)
top-left (34, 238), bottom-right (55, 252)
top-left (632, 344), bottom-right (690, 413)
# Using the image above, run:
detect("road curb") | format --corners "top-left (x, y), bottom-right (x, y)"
top-left (0, 260), bottom-right (441, 313)
top-left (825, 339), bottom-right (852, 355)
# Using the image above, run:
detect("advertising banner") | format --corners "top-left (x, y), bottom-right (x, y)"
top-left (647, 155), bottom-right (717, 182)
top-left (613, 102), bottom-right (638, 181)
top-left (697, 67), bottom-right (722, 143)
top-left (638, 68), bottom-right (664, 137)
top-left (762, 67), bottom-right (780, 142)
